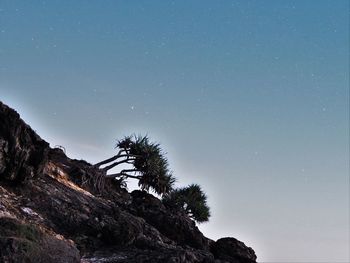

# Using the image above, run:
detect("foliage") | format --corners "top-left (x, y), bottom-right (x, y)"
top-left (0, 217), bottom-right (41, 242)
top-left (162, 184), bottom-right (210, 223)
top-left (97, 135), bottom-right (211, 222)
top-left (96, 135), bottom-right (175, 195)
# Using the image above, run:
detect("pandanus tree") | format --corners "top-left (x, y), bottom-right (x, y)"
top-left (162, 184), bottom-right (210, 223)
top-left (95, 135), bottom-right (175, 195)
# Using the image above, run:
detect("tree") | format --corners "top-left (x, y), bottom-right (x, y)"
top-left (162, 184), bottom-right (210, 223)
top-left (95, 135), bottom-right (175, 195)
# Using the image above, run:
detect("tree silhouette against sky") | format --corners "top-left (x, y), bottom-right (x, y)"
top-left (95, 135), bottom-right (175, 195)
top-left (163, 184), bottom-right (211, 223)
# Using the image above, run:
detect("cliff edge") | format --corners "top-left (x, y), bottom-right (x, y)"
top-left (0, 101), bottom-right (257, 263)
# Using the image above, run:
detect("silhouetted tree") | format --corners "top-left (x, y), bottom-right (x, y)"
top-left (95, 135), bottom-right (175, 195)
top-left (162, 184), bottom-right (210, 223)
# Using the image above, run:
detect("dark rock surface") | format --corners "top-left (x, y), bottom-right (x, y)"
top-left (129, 190), bottom-right (211, 250)
top-left (0, 101), bottom-right (257, 262)
top-left (0, 217), bottom-right (79, 263)
top-left (211, 238), bottom-right (257, 263)
top-left (0, 102), bottom-right (49, 183)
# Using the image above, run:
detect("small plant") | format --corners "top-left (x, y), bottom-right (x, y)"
top-left (0, 217), bottom-right (41, 242)
top-left (162, 184), bottom-right (211, 223)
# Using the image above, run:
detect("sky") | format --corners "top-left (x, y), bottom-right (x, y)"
top-left (0, 0), bottom-right (349, 262)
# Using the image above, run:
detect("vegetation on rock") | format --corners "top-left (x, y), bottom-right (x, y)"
top-left (163, 184), bottom-right (211, 223)
top-left (0, 217), bottom-right (80, 263)
top-left (95, 135), bottom-right (175, 195)
top-left (0, 101), bottom-right (257, 262)
top-left (96, 134), bottom-right (211, 223)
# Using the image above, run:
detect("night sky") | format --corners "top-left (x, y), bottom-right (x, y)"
top-left (0, 1), bottom-right (349, 262)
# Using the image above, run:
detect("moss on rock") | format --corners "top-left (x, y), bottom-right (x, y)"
top-left (0, 217), bottom-right (79, 263)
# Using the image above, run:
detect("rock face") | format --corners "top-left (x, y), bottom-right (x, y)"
top-left (211, 238), bottom-right (257, 263)
top-left (0, 217), bottom-right (80, 263)
top-left (0, 102), bottom-right (49, 183)
top-left (0, 101), bottom-right (257, 262)
top-left (129, 190), bottom-right (211, 250)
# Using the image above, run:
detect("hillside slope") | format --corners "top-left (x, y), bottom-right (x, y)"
top-left (0, 101), bottom-right (257, 263)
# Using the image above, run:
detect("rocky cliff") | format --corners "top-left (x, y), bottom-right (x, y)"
top-left (0, 101), bottom-right (257, 263)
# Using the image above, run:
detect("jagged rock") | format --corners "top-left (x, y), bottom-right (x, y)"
top-left (0, 101), bottom-right (49, 183)
top-left (0, 101), bottom-right (257, 263)
top-left (129, 190), bottom-right (211, 250)
top-left (210, 237), bottom-right (257, 263)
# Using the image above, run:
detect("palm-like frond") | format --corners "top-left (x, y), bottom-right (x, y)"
top-left (114, 134), bottom-right (174, 195)
top-left (162, 184), bottom-right (210, 223)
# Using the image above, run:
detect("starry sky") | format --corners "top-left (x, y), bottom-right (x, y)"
top-left (0, 1), bottom-right (349, 262)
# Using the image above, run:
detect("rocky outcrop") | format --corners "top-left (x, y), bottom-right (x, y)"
top-left (0, 101), bottom-right (49, 183)
top-left (211, 238), bottom-right (257, 263)
top-left (129, 190), bottom-right (210, 250)
top-left (0, 101), bottom-right (257, 262)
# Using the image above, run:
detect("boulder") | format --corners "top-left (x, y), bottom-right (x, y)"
top-left (210, 237), bottom-right (257, 263)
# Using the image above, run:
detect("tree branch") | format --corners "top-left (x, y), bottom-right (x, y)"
top-left (94, 150), bottom-right (124, 167)
top-left (101, 157), bottom-right (137, 172)
top-left (105, 172), bottom-right (141, 179)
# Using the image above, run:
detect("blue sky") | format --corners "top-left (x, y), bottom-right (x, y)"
top-left (0, 1), bottom-right (349, 262)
